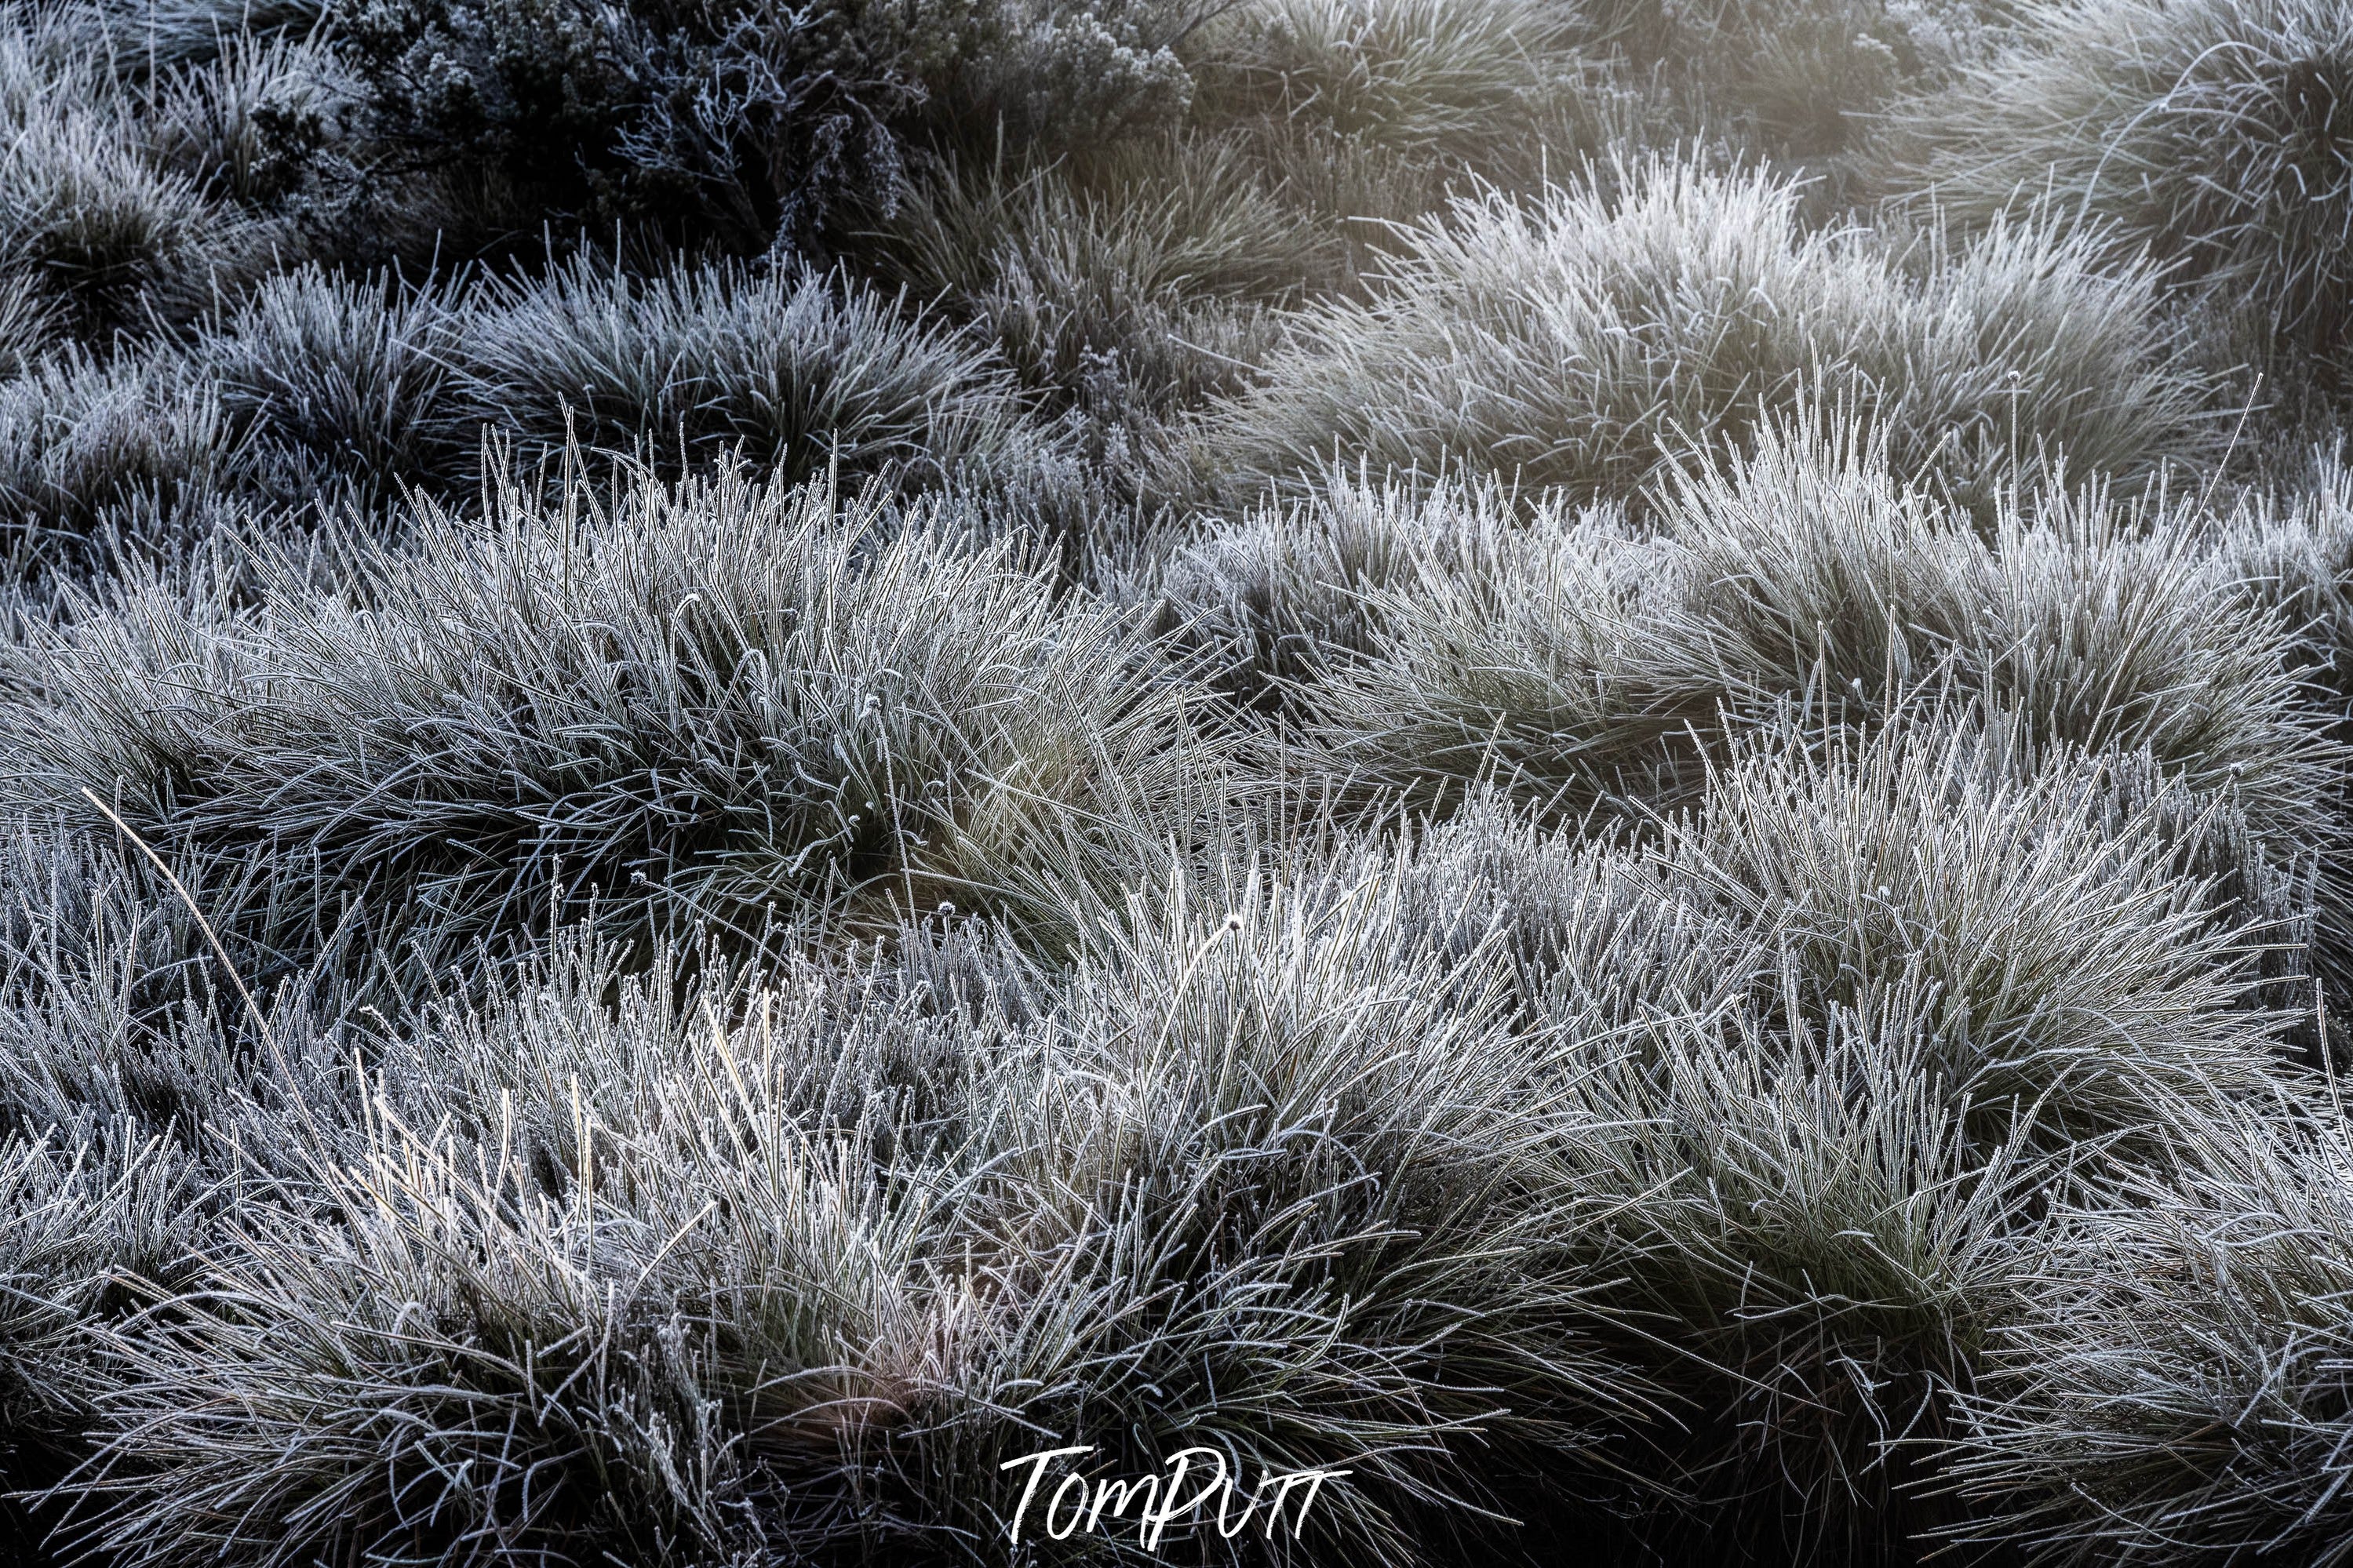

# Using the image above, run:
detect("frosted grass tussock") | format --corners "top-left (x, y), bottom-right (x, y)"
top-left (1205, 154), bottom-right (2210, 515)
top-left (450, 255), bottom-right (1039, 486)
top-left (1299, 421), bottom-right (2336, 849)
top-left (1885, 0), bottom-right (2353, 380)
top-left (1, 457), bottom-right (1223, 963)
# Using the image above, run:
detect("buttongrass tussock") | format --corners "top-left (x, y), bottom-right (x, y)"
top-left (1295, 422), bottom-right (2336, 846)
top-left (1940, 1112), bottom-right (2353, 1565)
top-left (1881, 0), bottom-right (2353, 384)
top-left (446, 254), bottom-right (1040, 487)
top-left (195, 264), bottom-right (462, 504)
top-left (1, 455), bottom-right (1225, 968)
top-left (1201, 154), bottom-right (2213, 516)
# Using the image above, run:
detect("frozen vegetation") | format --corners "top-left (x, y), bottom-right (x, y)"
top-left (2, 0), bottom-right (2353, 1560)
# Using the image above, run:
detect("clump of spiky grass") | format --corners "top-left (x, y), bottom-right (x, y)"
top-left (60, 0), bottom-right (329, 74)
top-left (0, 268), bottom-right (55, 377)
top-left (2220, 446), bottom-right (2353, 720)
top-left (2216, 453), bottom-right (2353, 1010)
top-left (1564, 1003), bottom-right (2048, 1561)
top-left (448, 253), bottom-right (1040, 489)
top-left (1156, 467), bottom-right (1574, 711)
top-left (1193, 0), bottom-right (1585, 158)
top-left (1882, 0), bottom-right (2353, 381)
top-left (1670, 719), bottom-right (2300, 1154)
top-left (1281, 475), bottom-right (1684, 803)
top-left (0, 9), bottom-right (257, 334)
top-left (1589, 0), bottom-right (2002, 159)
top-left (1370, 788), bottom-right (1767, 1031)
top-left (876, 142), bottom-right (1311, 427)
top-left (1302, 422), bottom-right (2333, 847)
top-left (1524, 719), bottom-right (2305, 1557)
top-left (880, 853), bottom-right (1663, 1557)
top-left (52, 858), bottom-right (1658, 1566)
top-left (0, 112), bottom-right (224, 333)
top-left (1940, 1109), bottom-right (2353, 1566)
top-left (0, 350), bottom-right (254, 569)
top-left (1180, 0), bottom-right (1655, 264)
top-left (144, 28), bottom-right (350, 210)
top-left (0, 809), bottom-right (290, 1529)
top-left (63, 1048), bottom-right (963, 1566)
top-left (2, 455), bottom-right (1221, 966)
top-left (1203, 155), bottom-right (2212, 515)
top-left (0, 806), bottom-right (364, 1167)
top-left (0, 1133), bottom-right (195, 1515)
top-left (196, 264), bottom-right (460, 502)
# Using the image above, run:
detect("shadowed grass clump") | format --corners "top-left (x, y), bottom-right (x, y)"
top-left (1181, 0), bottom-right (1654, 278)
top-left (1666, 722), bottom-right (2300, 1154)
top-left (62, 0), bottom-right (329, 75)
top-left (0, 804), bottom-right (369, 1168)
top-left (1473, 719), bottom-right (2300, 1559)
top-left (2221, 446), bottom-right (2353, 722)
top-left (143, 29), bottom-right (348, 212)
top-left (1942, 1114), bottom-right (2353, 1566)
top-left (448, 255), bottom-right (1040, 489)
top-left (196, 264), bottom-right (460, 504)
top-left (1203, 155), bottom-right (2212, 515)
top-left (0, 269), bottom-right (57, 376)
top-left (0, 1135), bottom-right (191, 1515)
top-left (1884, 0), bottom-right (2353, 384)
top-left (927, 859), bottom-right (1663, 1558)
top-left (875, 143), bottom-right (1313, 431)
top-left (0, 8), bottom-right (258, 336)
top-left (1566, 1005), bottom-right (2047, 1563)
top-left (1, 457), bottom-right (1221, 968)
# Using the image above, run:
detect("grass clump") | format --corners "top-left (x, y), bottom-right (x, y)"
top-left (2, 457), bottom-right (1217, 966)
top-left (1590, 0), bottom-right (2003, 161)
top-left (1884, 0), bottom-right (2353, 386)
top-left (196, 264), bottom-right (459, 504)
top-left (0, 351), bottom-right (255, 571)
top-left (1158, 466), bottom-right (1602, 713)
top-left (1204, 155), bottom-right (2211, 515)
top-left (965, 859), bottom-right (1659, 1555)
top-left (51, 863), bottom-right (1654, 1566)
top-left (65, 1060), bottom-right (960, 1564)
top-left (1666, 722), bottom-right (2301, 1153)
top-left (1526, 719), bottom-right (2298, 1557)
top-left (1296, 424), bottom-right (2333, 844)
top-left (447, 254), bottom-right (1038, 489)
top-left (1194, 0), bottom-right (1584, 158)
top-left (1942, 1116), bottom-right (2353, 1565)
top-left (0, 6), bottom-right (275, 337)
top-left (874, 142), bottom-right (1313, 431)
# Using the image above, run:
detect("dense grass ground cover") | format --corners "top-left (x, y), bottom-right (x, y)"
top-left (3, 0), bottom-right (2353, 1561)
